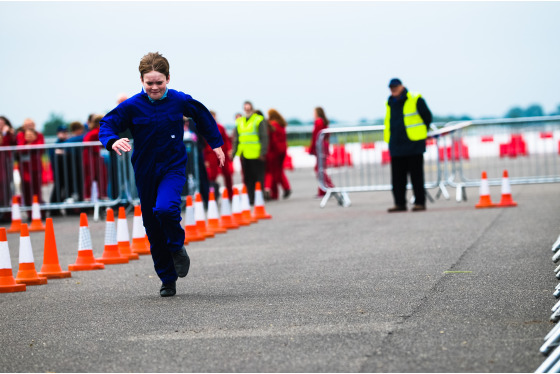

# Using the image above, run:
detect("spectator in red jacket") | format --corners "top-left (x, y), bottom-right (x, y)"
top-left (309, 107), bottom-right (334, 197)
top-left (83, 114), bottom-right (108, 200)
top-left (16, 118), bottom-right (45, 145)
top-left (203, 111), bottom-right (233, 200)
top-left (18, 127), bottom-right (44, 208)
top-left (264, 108), bottom-right (291, 200)
top-left (0, 116), bottom-right (17, 146)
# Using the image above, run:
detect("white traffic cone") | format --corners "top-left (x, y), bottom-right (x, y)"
top-left (220, 188), bottom-right (239, 229)
top-left (497, 170), bottom-right (517, 207)
top-left (117, 207), bottom-right (139, 260)
top-left (0, 227), bottom-right (26, 293)
top-left (241, 185), bottom-right (257, 223)
top-left (184, 195), bottom-right (205, 243)
top-left (29, 195), bottom-right (45, 232)
top-left (131, 205), bottom-right (150, 255)
top-left (15, 224), bottom-right (47, 285)
top-left (475, 171), bottom-right (495, 209)
top-left (68, 213), bottom-right (105, 271)
top-left (194, 193), bottom-right (214, 238)
top-left (207, 191), bottom-right (226, 234)
top-left (7, 196), bottom-right (22, 233)
top-left (96, 208), bottom-right (129, 264)
top-left (232, 187), bottom-right (249, 226)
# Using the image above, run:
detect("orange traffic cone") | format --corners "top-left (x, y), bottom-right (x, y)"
top-left (0, 227), bottom-right (26, 293)
top-left (96, 208), bottom-right (129, 264)
top-left (220, 189), bottom-right (239, 230)
top-left (207, 191), bottom-right (227, 234)
top-left (68, 213), bottom-right (105, 271)
top-left (38, 218), bottom-right (71, 278)
top-left (232, 187), bottom-right (250, 226)
top-left (475, 171), bottom-right (496, 209)
top-left (253, 182), bottom-right (272, 220)
top-left (131, 206), bottom-right (150, 255)
top-left (117, 207), bottom-right (139, 260)
top-left (194, 193), bottom-right (215, 238)
top-left (241, 185), bottom-right (257, 223)
top-left (184, 195), bottom-right (205, 243)
top-left (497, 170), bottom-right (518, 207)
top-left (7, 196), bottom-right (22, 233)
top-left (15, 224), bottom-right (47, 285)
top-left (28, 195), bottom-right (45, 232)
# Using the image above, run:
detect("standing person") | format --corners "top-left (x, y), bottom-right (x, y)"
top-left (0, 131), bottom-right (11, 222)
top-left (16, 118), bottom-right (45, 145)
top-left (309, 107), bottom-right (334, 197)
top-left (48, 126), bottom-right (69, 213)
top-left (264, 108), bottom-right (291, 200)
top-left (65, 121), bottom-right (86, 204)
top-left (384, 78), bottom-right (432, 212)
top-left (18, 128), bottom-right (44, 209)
top-left (83, 114), bottom-right (107, 200)
top-left (99, 52), bottom-right (224, 297)
top-left (231, 101), bottom-right (269, 205)
top-left (0, 116), bottom-right (17, 145)
top-left (203, 111), bottom-right (233, 200)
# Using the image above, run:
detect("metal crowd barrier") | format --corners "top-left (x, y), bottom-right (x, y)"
top-left (0, 139), bottom-right (199, 215)
top-left (315, 124), bottom-right (446, 208)
top-left (535, 233), bottom-right (560, 373)
top-left (437, 116), bottom-right (560, 198)
top-left (316, 115), bottom-right (560, 207)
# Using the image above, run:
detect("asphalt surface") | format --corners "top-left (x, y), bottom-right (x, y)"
top-left (0, 168), bottom-right (558, 372)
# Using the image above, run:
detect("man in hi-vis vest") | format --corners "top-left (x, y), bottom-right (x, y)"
top-left (231, 101), bottom-right (269, 205)
top-left (384, 78), bottom-right (432, 213)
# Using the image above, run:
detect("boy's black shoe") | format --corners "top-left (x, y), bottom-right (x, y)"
top-left (160, 281), bottom-right (176, 297)
top-left (171, 246), bottom-right (190, 278)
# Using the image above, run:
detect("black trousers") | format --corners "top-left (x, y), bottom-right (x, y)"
top-left (390, 154), bottom-right (425, 207)
top-left (240, 157), bottom-right (265, 205)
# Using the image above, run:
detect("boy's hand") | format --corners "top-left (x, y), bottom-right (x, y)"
top-left (112, 138), bottom-right (131, 155)
top-left (213, 147), bottom-right (225, 167)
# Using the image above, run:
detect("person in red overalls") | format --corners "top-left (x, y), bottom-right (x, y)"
top-left (202, 111), bottom-right (233, 200)
top-left (18, 125), bottom-right (44, 208)
top-left (264, 109), bottom-right (291, 200)
top-left (309, 107), bottom-right (334, 197)
top-left (83, 114), bottom-right (108, 200)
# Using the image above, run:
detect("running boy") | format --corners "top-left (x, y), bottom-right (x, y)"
top-left (99, 52), bottom-right (225, 297)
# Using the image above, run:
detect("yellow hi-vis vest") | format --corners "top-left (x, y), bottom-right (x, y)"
top-left (384, 92), bottom-right (427, 143)
top-left (236, 113), bottom-right (264, 159)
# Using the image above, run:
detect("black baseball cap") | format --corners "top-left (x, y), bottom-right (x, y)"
top-left (388, 78), bottom-right (402, 88)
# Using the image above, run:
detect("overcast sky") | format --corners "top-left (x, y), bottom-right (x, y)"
top-left (1, 1), bottom-right (559, 129)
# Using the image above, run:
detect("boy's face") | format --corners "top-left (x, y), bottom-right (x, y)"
top-left (141, 70), bottom-right (170, 101)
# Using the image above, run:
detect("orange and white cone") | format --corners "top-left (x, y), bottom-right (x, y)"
top-left (38, 218), bottom-right (71, 278)
top-left (475, 171), bottom-right (496, 209)
top-left (28, 195), bottom-right (45, 232)
top-left (117, 207), bottom-right (139, 260)
top-left (68, 213), bottom-right (105, 271)
top-left (207, 191), bottom-right (227, 234)
top-left (220, 189), bottom-right (239, 230)
top-left (0, 227), bottom-right (26, 293)
top-left (195, 193), bottom-right (215, 238)
top-left (15, 224), bottom-right (47, 285)
top-left (253, 182), bottom-right (272, 220)
top-left (184, 195), bottom-right (205, 243)
top-left (96, 208), bottom-right (129, 264)
top-left (131, 205), bottom-right (150, 255)
top-left (241, 185), bottom-right (257, 223)
top-left (497, 170), bottom-right (518, 207)
top-left (7, 196), bottom-right (22, 234)
top-left (232, 187), bottom-right (249, 226)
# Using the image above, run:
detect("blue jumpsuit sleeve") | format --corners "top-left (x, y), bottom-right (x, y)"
top-left (99, 103), bottom-right (130, 151)
top-left (184, 98), bottom-right (224, 149)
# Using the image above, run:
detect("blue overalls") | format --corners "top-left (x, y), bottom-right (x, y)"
top-left (99, 89), bottom-right (223, 283)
